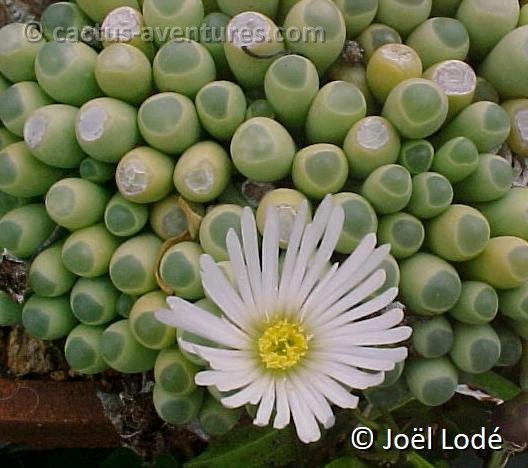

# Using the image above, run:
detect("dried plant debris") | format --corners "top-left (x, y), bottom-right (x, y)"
top-left (341, 40), bottom-right (364, 64)
top-left (96, 373), bottom-right (206, 461)
top-left (240, 180), bottom-right (276, 208)
top-left (0, 0), bottom-right (55, 26)
top-left (514, 158), bottom-right (528, 187)
top-left (455, 384), bottom-right (504, 405)
top-left (0, 251), bottom-right (28, 303)
top-left (5, 325), bottom-right (68, 378)
top-left (499, 144), bottom-right (528, 187)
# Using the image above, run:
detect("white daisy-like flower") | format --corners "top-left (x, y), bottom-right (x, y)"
top-left (155, 195), bottom-right (412, 443)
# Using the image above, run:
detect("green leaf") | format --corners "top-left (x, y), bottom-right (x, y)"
top-left (459, 371), bottom-right (521, 401)
top-left (323, 456), bottom-right (369, 468)
top-left (152, 453), bottom-right (182, 468)
top-left (185, 425), bottom-right (300, 468)
top-left (438, 394), bottom-right (493, 435)
top-left (405, 452), bottom-right (436, 468)
top-left (364, 380), bottom-right (415, 412)
top-left (100, 448), bottom-right (143, 468)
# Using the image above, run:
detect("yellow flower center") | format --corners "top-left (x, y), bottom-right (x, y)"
top-left (258, 320), bottom-right (308, 371)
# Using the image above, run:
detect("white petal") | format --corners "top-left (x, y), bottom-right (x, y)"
top-left (299, 367), bottom-right (359, 409)
top-left (317, 326), bottom-right (412, 347)
top-left (311, 195), bottom-right (334, 236)
top-left (299, 263), bottom-right (339, 322)
top-left (310, 344), bottom-right (409, 365)
top-left (317, 233), bottom-right (378, 295)
top-left (307, 245), bottom-right (390, 321)
top-left (273, 376), bottom-right (291, 429)
top-left (309, 269), bottom-right (387, 328)
top-left (156, 299), bottom-right (250, 349)
top-left (316, 288), bottom-right (398, 332)
top-left (226, 229), bottom-right (258, 316)
top-left (218, 316), bottom-right (262, 353)
top-left (180, 342), bottom-right (256, 371)
top-left (301, 234), bottom-right (377, 318)
top-left (352, 326), bottom-right (413, 345)
top-left (196, 368), bottom-right (260, 392)
top-left (284, 223), bottom-right (319, 317)
top-left (319, 309), bottom-right (405, 340)
top-left (294, 205), bottom-right (344, 312)
top-left (177, 338), bottom-right (198, 355)
top-left (305, 360), bottom-right (385, 389)
top-left (308, 351), bottom-right (397, 372)
top-left (277, 200), bottom-right (309, 309)
top-left (241, 207), bottom-right (264, 311)
top-left (289, 372), bottom-right (335, 429)
top-left (261, 206), bottom-right (280, 314)
top-left (221, 377), bottom-right (267, 408)
top-left (200, 254), bottom-right (256, 334)
top-left (342, 346), bottom-right (409, 362)
top-left (287, 384), bottom-right (321, 443)
top-left (330, 243), bottom-right (390, 299)
top-left (304, 195), bottom-right (333, 250)
top-left (283, 200), bottom-right (340, 317)
top-left (254, 376), bottom-right (275, 427)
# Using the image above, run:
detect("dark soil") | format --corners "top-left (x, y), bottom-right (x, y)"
top-left (0, 0), bottom-right (56, 26)
top-left (0, 254), bottom-right (203, 460)
top-left (0, 253), bottom-right (27, 302)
